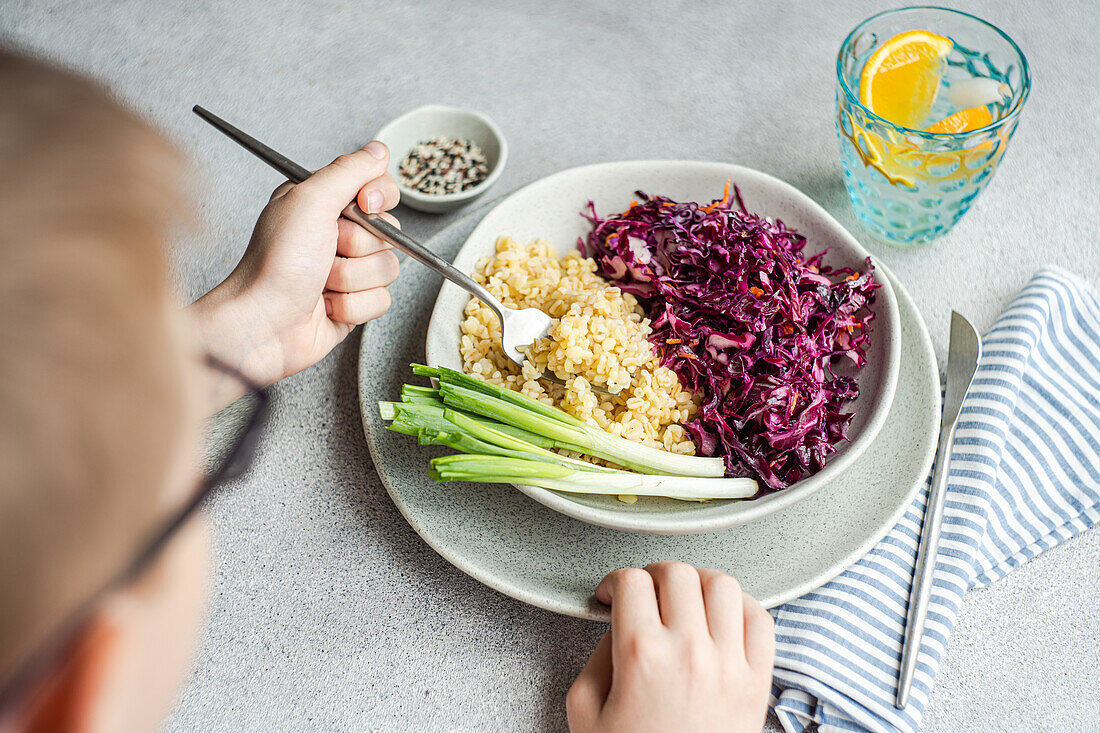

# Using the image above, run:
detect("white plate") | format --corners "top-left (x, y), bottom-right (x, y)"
top-left (359, 206), bottom-right (939, 616)
top-left (424, 161), bottom-right (901, 534)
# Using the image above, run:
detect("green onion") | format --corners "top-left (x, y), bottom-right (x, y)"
top-left (430, 455), bottom-right (756, 500)
top-left (442, 409), bottom-right (555, 457)
top-left (380, 401), bottom-right (455, 437)
top-left (423, 366), bottom-right (725, 477)
top-left (437, 382), bottom-right (588, 445)
top-left (418, 427), bottom-right (616, 473)
top-left (379, 401), bottom-right (556, 449)
top-left (400, 384), bottom-right (446, 407)
top-left (380, 364), bottom-right (754, 501)
top-left (412, 364), bottom-right (586, 427)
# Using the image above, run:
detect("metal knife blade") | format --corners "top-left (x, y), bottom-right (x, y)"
top-left (896, 311), bottom-right (981, 708)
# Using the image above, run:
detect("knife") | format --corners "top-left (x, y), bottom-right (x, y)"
top-left (896, 311), bottom-right (981, 709)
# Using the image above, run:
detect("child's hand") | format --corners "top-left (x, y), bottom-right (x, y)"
top-left (567, 562), bottom-right (775, 733)
top-left (191, 141), bottom-right (400, 405)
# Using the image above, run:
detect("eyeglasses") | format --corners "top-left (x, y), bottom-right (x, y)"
top-left (0, 356), bottom-right (269, 716)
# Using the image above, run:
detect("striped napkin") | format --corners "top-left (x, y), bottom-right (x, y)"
top-left (769, 267), bottom-right (1100, 733)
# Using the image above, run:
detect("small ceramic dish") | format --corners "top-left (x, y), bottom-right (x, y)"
top-left (374, 105), bottom-right (507, 214)
top-left (423, 160), bottom-right (903, 534)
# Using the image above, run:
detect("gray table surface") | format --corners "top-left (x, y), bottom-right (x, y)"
top-left (5, 1), bottom-right (1099, 730)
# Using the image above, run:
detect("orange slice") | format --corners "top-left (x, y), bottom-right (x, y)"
top-left (925, 105), bottom-right (993, 133)
top-left (859, 30), bottom-right (954, 129)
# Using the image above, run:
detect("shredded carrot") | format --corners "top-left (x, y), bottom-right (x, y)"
top-left (845, 272), bottom-right (860, 281)
top-left (665, 338), bottom-right (682, 345)
top-left (749, 286), bottom-right (765, 297)
top-left (702, 179), bottom-right (733, 213)
top-left (780, 324), bottom-right (795, 336)
top-left (791, 394), bottom-right (799, 410)
top-left (679, 350), bottom-right (698, 360)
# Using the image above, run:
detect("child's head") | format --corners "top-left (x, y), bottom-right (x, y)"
top-left (0, 49), bottom-right (210, 732)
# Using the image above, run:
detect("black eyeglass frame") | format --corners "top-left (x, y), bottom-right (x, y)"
top-left (0, 356), bottom-right (268, 715)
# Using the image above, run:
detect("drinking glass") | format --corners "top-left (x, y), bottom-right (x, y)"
top-left (835, 7), bottom-right (1030, 245)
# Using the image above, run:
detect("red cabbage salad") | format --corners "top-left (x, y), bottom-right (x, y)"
top-left (580, 183), bottom-right (878, 491)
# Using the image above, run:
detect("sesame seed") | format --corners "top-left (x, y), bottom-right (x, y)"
top-left (398, 137), bottom-right (490, 196)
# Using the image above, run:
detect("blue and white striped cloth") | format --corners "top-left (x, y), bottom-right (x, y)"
top-left (770, 267), bottom-right (1100, 733)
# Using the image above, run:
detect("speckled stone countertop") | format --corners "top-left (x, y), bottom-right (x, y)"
top-left (4, 1), bottom-right (1098, 730)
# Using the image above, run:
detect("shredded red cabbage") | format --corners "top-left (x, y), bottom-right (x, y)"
top-left (580, 184), bottom-right (878, 491)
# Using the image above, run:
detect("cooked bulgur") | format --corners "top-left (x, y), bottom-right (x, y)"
top-left (459, 235), bottom-right (699, 456)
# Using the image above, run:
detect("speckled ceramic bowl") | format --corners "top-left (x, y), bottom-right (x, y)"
top-left (425, 161), bottom-right (902, 534)
top-left (362, 207), bottom-right (938, 612)
top-left (374, 105), bottom-right (507, 214)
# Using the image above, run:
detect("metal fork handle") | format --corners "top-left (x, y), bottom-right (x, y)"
top-left (344, 209), bottom-right (606, 394)
top-left (338, 203), bottom-right (507, 321)
top-left (339, 205), bottom-right (615, 395)
top-left (190, 105), bottom-right (508, 323)
top-left (191, 106), bottom-right (621, 397)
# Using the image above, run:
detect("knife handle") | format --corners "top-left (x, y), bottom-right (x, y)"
top-left (896, 416), bottom-right (957, 708)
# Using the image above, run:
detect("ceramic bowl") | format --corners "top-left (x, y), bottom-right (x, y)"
top-left (425, 161), bottom-right (902, 534)
top-left (374, 104), bottom-right (507, 214)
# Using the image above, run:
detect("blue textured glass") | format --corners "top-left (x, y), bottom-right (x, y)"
top-left (835, 7), bottom-right (1030, 246)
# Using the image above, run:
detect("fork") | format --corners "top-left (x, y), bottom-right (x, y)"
top-left (192, 105), bottom-right (615, 395)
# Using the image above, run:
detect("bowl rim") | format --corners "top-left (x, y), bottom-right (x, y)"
top-left (375, 103), bottom-right (508, 205)
top-left (426, 159), bottom-right (902, 534)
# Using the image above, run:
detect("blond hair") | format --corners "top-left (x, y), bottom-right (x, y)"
top-left (0, 48), bottom-right (188, 689)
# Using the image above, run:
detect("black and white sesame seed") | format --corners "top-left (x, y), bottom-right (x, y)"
top-left (398, 137), bottom-right (490, 196)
